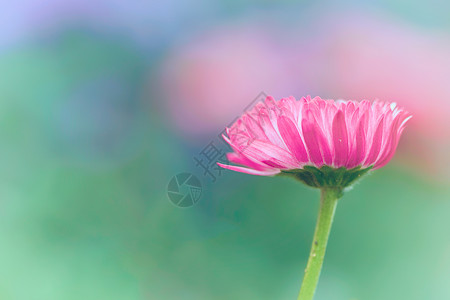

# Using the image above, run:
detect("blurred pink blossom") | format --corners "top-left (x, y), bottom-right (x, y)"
top-left (159, 22), bottom-right (305, 136)
top-left (298, 15), bottom-right (450, 177)
top-left (304, 16), bottom-right (450, 139)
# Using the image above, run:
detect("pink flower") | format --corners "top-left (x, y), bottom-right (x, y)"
top-left (218, 96), bottom-right (411, 179)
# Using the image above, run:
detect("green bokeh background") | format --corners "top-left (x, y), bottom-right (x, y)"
top-left (1, 2), bottom-right (450, 300)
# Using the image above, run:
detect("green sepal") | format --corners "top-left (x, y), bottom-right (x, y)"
top-left (279, 165), bottom-right (373, 192)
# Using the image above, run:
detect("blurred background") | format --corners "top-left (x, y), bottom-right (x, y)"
top-left (1, 1), bottom-right (449, 299)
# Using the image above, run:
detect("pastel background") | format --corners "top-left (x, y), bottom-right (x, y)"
top-left (1, 1), bottom-right (449, 300)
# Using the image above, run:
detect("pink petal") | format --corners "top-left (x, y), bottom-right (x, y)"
top-left (332, 110), bottom-right (349, 167)
top-left (364, 115), bottom-right (385, 166)
top-left (257, 107), bottom-right (286, 149)
top-left (345, 101), bottom-right (356, 120)
top-left (374, 113), bottom-right (412, 169)
top-left (242, 113), bottom-right (267, 141)
top-left (223, 134), bottom-right (272, 169)
top-left (346, 115), bottom-right (367, 168)
top-left (277, 116), bottom-right (308, 163)
top-left (227, 152), bottom-right (268, 171)
top-left (241, 140), bottom-right (299, 169)
top-left (301, 110), bottom-right (332, 166)
top-left (217, 163), bottom-right (280, 176)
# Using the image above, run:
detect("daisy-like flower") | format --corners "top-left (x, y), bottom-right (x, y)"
top-left (218, 96), bottom-right (411, 300)
top-left (218, 95), bottom-right (411, 189)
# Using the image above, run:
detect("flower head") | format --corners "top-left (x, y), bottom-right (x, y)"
top-left (218, 96), bottom-right (411, 188)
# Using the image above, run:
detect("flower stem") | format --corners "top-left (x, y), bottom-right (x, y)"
top-left (297, 187), bottom-right (341, 300)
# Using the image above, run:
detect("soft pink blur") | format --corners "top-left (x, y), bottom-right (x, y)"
top-left (306, 16), bottom-right (450, 139)
top-left (159, 22), bottom-right (305, 136)
top-left (299, 15), bottom-right (450, 176)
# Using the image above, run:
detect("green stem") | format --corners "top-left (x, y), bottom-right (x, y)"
top-left (297, 188), bottom-right (341, 300)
